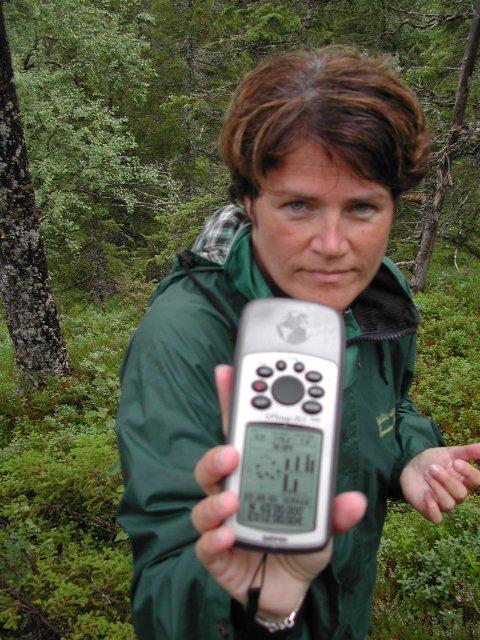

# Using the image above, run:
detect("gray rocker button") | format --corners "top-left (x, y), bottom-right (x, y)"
top-left (271, 375), bottom-right (304, 405)
top-left (252, 396), bottom-right (271, 409)
top-left (257, 366), bottom-right (274, 378)
top-left (302, 401), bottom-right (322, 414)
top-left (308, 386), bottom-right (325, 398)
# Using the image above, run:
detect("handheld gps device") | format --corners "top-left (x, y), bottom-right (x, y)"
top-left (224, 299), bottom-right (344, 553)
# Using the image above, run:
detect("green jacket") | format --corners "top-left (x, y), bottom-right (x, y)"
top-left (116, 217), bottom-right (443, 640)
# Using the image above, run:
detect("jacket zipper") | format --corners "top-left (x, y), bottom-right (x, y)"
top-left (346, 326), bottom-right (417, 346)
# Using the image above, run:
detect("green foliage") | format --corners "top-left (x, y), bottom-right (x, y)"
top-left (0, 526), bottom-right (134, 639)
top-left (371, 498), bottom-right (480, 639)
top-left (6, 0), bottom-right (480, 292)
top-left (235, 3), bottom-right (302, 47)
top-left (153, 190), bottom-right (228, 276)
top-left (412, 252), bottom-right (480, 444)
top-left (5, 0), bottom-right (171, 297)
top-left (0, 430), bottom-right (133, 638)
top-left (0, 296), bottom-right (145, 450)
top-left (0, 297), bottom-right (144, 638)
top-left (369, 257), bottom-right (480, 638)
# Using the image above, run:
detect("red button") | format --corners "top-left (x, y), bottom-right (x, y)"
top-left (252, 380), bottom-right (267, 392)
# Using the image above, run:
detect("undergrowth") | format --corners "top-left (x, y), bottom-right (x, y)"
top-left (0, 296), bottom-right (145, 639)
top-left (369, 252), bottom-right (480, 639)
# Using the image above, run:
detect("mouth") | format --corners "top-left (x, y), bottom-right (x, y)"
top-left (301, 269), bottom-right (353, 284)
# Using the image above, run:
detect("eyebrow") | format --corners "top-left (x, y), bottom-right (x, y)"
top-left (266, 188), bottom-right (391, 203)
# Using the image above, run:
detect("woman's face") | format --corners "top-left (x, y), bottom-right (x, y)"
top-left (243, 141), bottom-right (395, 311)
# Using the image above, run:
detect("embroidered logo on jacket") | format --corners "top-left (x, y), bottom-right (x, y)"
top-left (377, 408), bottom-right (395, 437)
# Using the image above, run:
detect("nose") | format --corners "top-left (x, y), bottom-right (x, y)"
top-left (309, 213), bottom-right (349, 258)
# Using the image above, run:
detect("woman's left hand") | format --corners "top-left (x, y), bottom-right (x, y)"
top-left (400, 443), bottom-right (480, 523)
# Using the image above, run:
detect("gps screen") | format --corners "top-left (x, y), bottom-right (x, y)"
top-left (237, 423), bottom-right (322, 533)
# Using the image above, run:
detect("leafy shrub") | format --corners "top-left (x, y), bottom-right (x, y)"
top-left (370, 258), bottom-right (480, 639)
top-left (0, 296), bottom-right (144, 450)
top-left (1, 432), bottom-right (122, 536)
top-left (413, 285), bottom-right (480, 444)
top-left (0, 527), bottom-right (133, 639)
top-left (0, 298), bottom-right (139, 639)
top-left (371, 498), bottom-right (480, 639)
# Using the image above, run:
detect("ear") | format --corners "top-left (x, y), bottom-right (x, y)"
top-left (243, 196), bottom-right (255, 223)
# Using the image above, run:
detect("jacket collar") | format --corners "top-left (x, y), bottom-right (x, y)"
top-left (224, 225), bottom-right (272, 300)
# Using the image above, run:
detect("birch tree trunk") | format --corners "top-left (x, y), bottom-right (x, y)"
top-left (304, 0), bottom-right (314, 29)
top-left (0, 2), bottom-right (70, 387)
top-left (182, 0), bottom-right (197, 198)
top-left (411, 2), bottom-right (480, 292)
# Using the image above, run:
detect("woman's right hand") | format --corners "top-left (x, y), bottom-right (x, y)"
top-left (191, 365), bottom-right (367, 620)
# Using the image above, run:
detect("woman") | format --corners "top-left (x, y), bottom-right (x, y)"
top-left (116, 48), bottom-right (480, 639)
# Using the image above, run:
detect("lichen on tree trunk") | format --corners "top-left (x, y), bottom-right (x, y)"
top-left (0, 3), bottom-right (70, 387)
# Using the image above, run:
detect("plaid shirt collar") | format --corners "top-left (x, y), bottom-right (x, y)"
top-left (191, 203), bottom-right (248, 265)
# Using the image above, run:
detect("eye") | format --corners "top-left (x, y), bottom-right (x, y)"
top-left (352, 202), bottom-right (375, 217)
top-left (287, 200), bottom-right (306, 213)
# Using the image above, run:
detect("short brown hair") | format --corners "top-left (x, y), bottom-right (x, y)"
top-left (220, 47), bottom-right (430, 201)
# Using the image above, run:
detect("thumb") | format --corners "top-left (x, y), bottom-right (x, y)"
top-left (332, 491), bottom-right (367, 534)
top-left (215, 364), bottom-right (234, 437)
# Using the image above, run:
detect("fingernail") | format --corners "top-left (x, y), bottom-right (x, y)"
top-left (216, 450), bottom-right (225, 467)
top-left (453, 459), bottom-right (465, 471)
top-left (214, 528), bottom-right (225, 543)
top-left (430, 464), bottom-right (441, 475)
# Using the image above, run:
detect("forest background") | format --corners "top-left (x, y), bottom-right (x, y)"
top-left (0, 0), bottom-right (479, 638)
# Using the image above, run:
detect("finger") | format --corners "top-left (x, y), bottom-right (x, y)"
top-left (428, 464), bottom-right (469, 504)
top-left (215, 365), bottom-right (234, 437)
top-left (424, 488), bottom-right (442, 524)
top-left (452, 459), bottom-right (480, 492)
top-left (194, 445), bottom-right (239, 495)
top-left (424, 469), bottom-right (457, 511)
top-left (449, 442), bottom-right (480, 463)
top-left (195, 525), bottom-right (236, 571)
top-left (191, 491), bottom-right (238, 534)
top-left (332, 491), bottom-right (367, 534)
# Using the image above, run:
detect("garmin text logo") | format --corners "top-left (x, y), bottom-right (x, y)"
top-left (262, 535), bottom-right (287, 544)
top-left (277, 311), bottom-right (312, 345)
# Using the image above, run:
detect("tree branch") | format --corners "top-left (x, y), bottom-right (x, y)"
top-left (0, 576), bottom-right (63, 639)
top-left (384, 5), bottom-right (466, 36)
